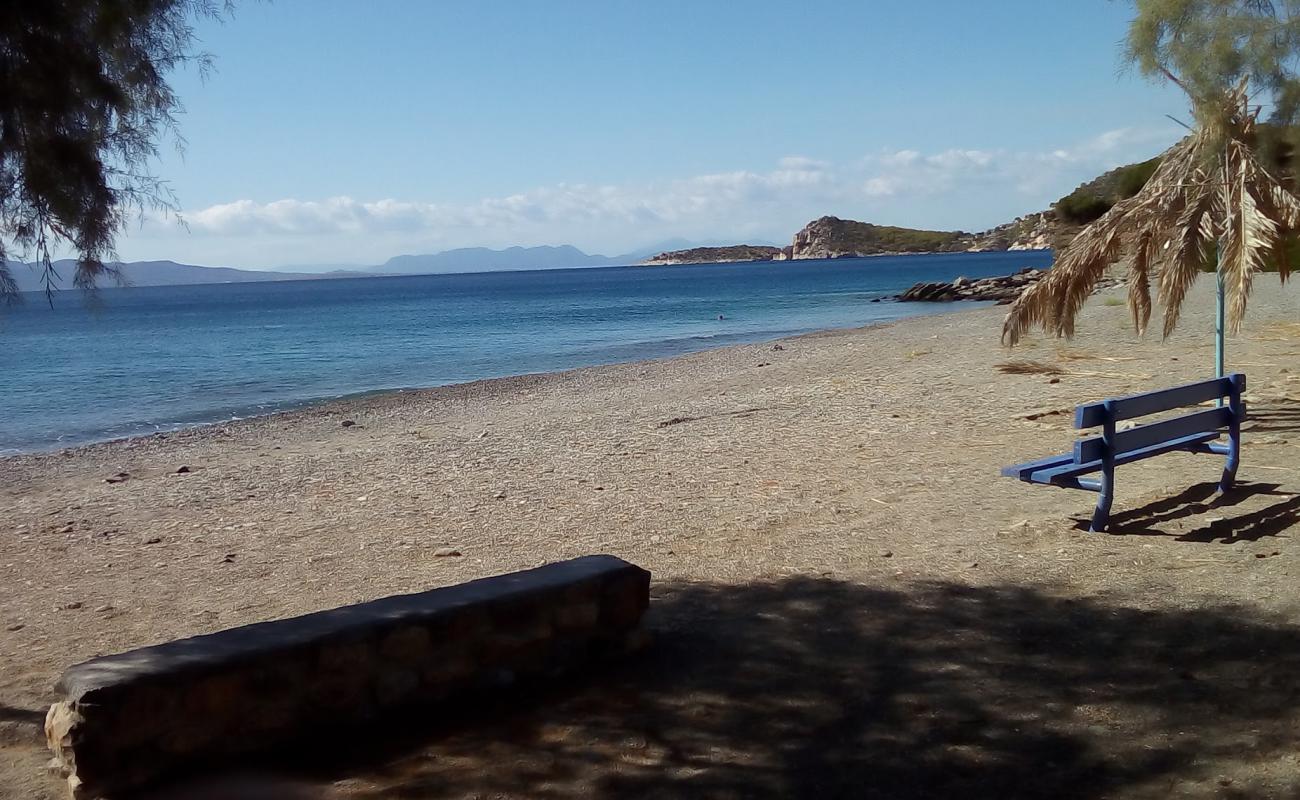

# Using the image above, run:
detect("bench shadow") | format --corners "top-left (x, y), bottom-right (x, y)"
top-left (1243, 398), bottom-right (1300, 434)
top-left (1081, 481), bottom-right (1300, 542)
top-left (154, 577), bottom-right (1300, 800)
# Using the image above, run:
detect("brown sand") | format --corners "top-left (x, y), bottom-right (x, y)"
top-left (3, 275), bottom-right (1300, 798)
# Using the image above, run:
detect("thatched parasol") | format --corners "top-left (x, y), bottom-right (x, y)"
top-left (1002, 82), bottom-right (1298, 377)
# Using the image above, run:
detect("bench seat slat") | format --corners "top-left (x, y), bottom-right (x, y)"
top-left (1030, 431), bottom-right (1221, 485)
top-left (1074, 407), bottom-right (1233, 463)
top-left (1074, 375), bottom-right (1242, 428)
top-left (1052, 476), bottom-right (1103, 492)
top-left (1000, 453), bottom-right (1076, 480)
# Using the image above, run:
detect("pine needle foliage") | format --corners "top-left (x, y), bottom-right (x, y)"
top-left (1004, 0), bottom-right (1300, 344)
top-left (0, 1), bottom-right (230, 301)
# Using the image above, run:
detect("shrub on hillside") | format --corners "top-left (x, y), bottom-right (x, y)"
top-left (1115, 157), bottom-right (1161, 198)
top-left (1055, 192), bottom-right (1113, 225)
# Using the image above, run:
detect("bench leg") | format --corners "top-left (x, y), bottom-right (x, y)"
top-left (1089, 462), bottom-right (1115, 532)
top-left (1219, 375), bottom-right (1243, 494)
top-left (1219, 454), bottom-right (1239, 494)
top-left (1090, 403), bottom-right (1117, 533)
top-left (1090, 485), bottom-right (1114, 532)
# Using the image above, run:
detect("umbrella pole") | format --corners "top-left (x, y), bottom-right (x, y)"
top-left (1215, 265), bottom-right (1225, 379)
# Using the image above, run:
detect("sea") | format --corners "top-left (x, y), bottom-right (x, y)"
top-left (0, 251), bottom-right (1053, 454)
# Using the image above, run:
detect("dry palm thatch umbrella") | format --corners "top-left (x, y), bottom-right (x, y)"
top-left (1003, 80), bottom-right (1298, 377)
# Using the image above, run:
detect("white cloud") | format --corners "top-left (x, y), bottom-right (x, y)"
top-left (925, 149), bottom-right (995, 169)
top-left (777, 155), bottom-right (830, 171)
top-left (858, 127), bottom-right (1177, 199)
top-left (879, 149), bottom-right (921, 167)
top-left (125, 126), bottom-right (1182, 267)
top-left (167, 165), bottom-right (849, 241)
top-left (863, 177), bottom-right (898, 197)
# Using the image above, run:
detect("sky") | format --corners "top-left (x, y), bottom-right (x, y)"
top-left (114, 0), bottom-right (1194, 269)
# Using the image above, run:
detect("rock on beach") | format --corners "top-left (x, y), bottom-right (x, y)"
top-left (896, 268), bottom-right (1046, 305)
top-left (896, 267), bottom-right (1125, 305)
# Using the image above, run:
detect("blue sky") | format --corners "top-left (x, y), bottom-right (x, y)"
top-left (120, 0), bottom-right (1192, 268)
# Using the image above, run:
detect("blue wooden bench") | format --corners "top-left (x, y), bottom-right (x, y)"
top-left (1002, 374), bottom-right (1246, 532)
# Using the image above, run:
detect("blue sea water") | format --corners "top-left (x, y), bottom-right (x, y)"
top-left (0, 251), bottom-right (1052, 454)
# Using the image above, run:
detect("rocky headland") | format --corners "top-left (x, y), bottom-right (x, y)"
top-left (775, 214), bottom-right (1059, 261)
top-left (641, 245), bottom-right (782, 266)
top-left (641, 213), bottom-right (1064, 266)
top-left (637, 150), bottom-right (1172, 267)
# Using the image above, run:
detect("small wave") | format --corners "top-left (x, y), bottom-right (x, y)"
top-left (604, 329), bottom-right (800, 350)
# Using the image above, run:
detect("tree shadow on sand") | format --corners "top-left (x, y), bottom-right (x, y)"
top-left (0, 704), bottom-right (44, 726)
top-left (183, 576), bottom-right (1300, 800)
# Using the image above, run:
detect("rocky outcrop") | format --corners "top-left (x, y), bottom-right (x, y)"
top-left (897, 268), bottom-right (1048, 304)
top-left (640, 245), bottom-right (782, 265)
top-left (897, 268), bottom-right (1125, 305)
top-left (970, 210), bottom-right (1080, 253)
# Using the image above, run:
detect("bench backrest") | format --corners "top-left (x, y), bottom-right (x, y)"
top-left (1072, 374), bottom-right (1245, 463)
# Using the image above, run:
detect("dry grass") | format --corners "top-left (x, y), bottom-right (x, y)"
top-left (996, 359), bottom-right (1152, 381)
top-left (996, 360), bottom-right (1066, 376)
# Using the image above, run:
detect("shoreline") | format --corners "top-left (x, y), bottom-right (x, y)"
top-left (0, 300), bottom-right (993, 462)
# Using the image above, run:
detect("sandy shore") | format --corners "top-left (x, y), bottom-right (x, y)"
top-left (4, 275), bottom-right (1300, 798)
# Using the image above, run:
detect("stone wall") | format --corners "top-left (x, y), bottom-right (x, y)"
top-left (45, 555), bottom-right (651, 799)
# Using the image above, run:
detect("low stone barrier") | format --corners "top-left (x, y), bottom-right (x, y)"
top-left (45, 555), bottom-right (651, 799)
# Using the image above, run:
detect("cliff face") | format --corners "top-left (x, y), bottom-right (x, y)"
top-left (641, 245), bottom-right (781, 266)
top-left (969, 211), bottom-right (1079, 253)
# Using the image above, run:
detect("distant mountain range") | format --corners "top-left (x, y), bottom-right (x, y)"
top-left (0, 240), bottom-right (760, 291)
top-left (1, 260), bottom-right (367, 293)
top-left (376, 245), bottom-right (625, 274)
top-left (371, 240), bottom-right (756, 274)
